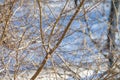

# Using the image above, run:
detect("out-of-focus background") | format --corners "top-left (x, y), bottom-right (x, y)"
top-left (0, 0), bottom-right (120, 80)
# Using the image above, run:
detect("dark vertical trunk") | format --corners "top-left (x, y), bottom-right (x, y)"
top-left (74, 0), bottom-right (78, 7)
top-left (107, 0), bottom-right (120, 68)
top-left (74, 0), bottom-right (81, 7)
top-left (99, 1), bottom-right (120, 78)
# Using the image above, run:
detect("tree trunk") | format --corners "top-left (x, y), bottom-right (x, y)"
top-left (107, 0), bottom-right (120, 68)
